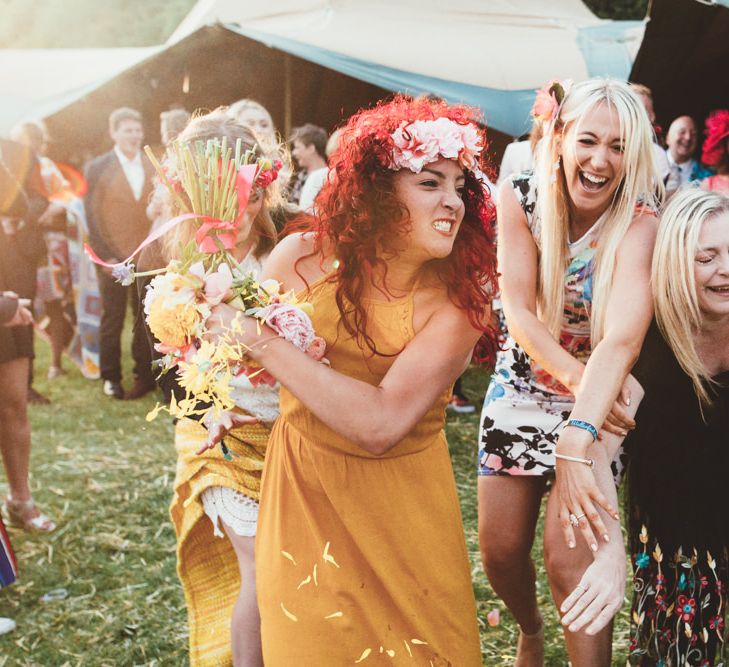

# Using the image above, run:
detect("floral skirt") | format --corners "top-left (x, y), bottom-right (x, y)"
top-left (629, 526), bottom-right (728, 666)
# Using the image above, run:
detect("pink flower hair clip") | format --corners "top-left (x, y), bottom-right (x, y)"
top-left (531, 79), bottom-right (573, 130)
top-left (389, 118), bottom-right (483, 174)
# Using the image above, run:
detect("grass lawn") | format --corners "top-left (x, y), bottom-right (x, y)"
top-left (0, 333), bottom-right (631, 665)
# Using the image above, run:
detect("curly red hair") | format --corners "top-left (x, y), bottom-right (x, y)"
top-left (305, 95), bottom-right (499, 364)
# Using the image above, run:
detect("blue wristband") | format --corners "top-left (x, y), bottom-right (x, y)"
top-left (564, 419), bottom-right (598, 442)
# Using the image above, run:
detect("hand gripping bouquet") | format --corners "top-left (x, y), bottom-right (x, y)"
top-left (85, 137), bottom-right (325, 435)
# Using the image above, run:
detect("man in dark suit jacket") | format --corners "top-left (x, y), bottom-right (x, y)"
top-left (84, 107), bottom-right (155, 400)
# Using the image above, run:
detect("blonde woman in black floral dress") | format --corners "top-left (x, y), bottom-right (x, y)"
top-left (623, 189), bottom-right (729, 666)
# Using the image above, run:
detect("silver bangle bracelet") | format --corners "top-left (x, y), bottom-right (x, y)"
top-left (555, 452), bottom-right (595, 468)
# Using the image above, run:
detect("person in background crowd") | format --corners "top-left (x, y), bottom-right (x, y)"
top-left (10, 120), bottom-right (75, 381)
top-left (0, 149), bottom-right (55, 532)
top-left (0, 291), bottom-right (35, 636)
top-left (290, 123), bottom-right (328, 212)
top-left (664, 115), bottom-right (712, 196)
top-left (629, 83), bottom-right (671, 188)
top-left (228, 99), bottom-right (275, 148)
top-left (84, 107), bottom-right (155, 400)
top-left (147, 108), bottom-right (191, 230)
top-left (160, 108), bottom-right (191, 147)
top-left (701, 109), bottom-right (729, 194)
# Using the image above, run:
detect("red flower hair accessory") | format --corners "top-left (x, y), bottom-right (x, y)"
top-left (255, 158), bottom-right (283, 188)
top-left (531, 79), bottom-right (573, 128)
top-left (701, 110), bottom-right (729, 167)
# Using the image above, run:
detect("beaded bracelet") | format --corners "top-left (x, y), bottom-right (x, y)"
top-left (564, 419), bottom-right (599, 442)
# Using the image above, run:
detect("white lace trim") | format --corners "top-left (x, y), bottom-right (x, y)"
top-left (200, 486), bottom-right (259, 538)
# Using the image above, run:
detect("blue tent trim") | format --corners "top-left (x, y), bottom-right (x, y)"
top-left (576, 20), bottom-right (645, 79)
top-left (228, 25), bottom-right (538, 137)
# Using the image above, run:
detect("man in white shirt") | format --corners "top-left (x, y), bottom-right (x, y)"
top-left (664, 115), bottom-right (700, 195)
top-left (84, 107), bottom-right (155, 400)
top-left (291, 124), bottom-right (329, 212)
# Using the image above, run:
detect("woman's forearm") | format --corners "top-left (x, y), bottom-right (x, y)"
top-left (248, 335), bottom-right (457, 455)
top-left (505, 304), bottom-right (585, 393)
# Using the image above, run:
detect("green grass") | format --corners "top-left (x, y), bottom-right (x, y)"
top-left (0, 334), bottom-right (632, 665)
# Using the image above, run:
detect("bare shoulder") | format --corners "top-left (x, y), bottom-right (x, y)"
top-left (413, 271), bottom-right (481, 342)
top-left (622, 210), bottom-right (659, 249)
top-left (261, 232), bottom-right (328, 290)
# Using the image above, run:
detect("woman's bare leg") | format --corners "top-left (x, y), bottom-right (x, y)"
top-left (222, 524), bottom-right (262, 667)
top-left (478, 475), bottom-right (548, 666)
top-left (0, 357), bottom-right (32, 501)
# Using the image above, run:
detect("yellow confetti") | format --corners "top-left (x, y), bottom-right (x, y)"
top-left (281, 551), bottom-right (297, 566)
top-left (379, 646), bottom-right (384, 653)
top-left (323, 541), bottom-right (340, 568)
top-left (324, 611), bottom-right (343, 619)
top-left (280, 602), bottom-right (297, 622)
top-left (145, 402), bottom-right (165, 421)
top-left (354, 648), bottom-right (371, 663)
top-left (313, 563), bottom-right (318, 586)
top-left (404, 640), bottom-right (413, 657)
top-left (410, 639), bottom-right (428, 645)
top-left (297, 576), bottom-right (312, 590)
top-left (386, 649), bottom-right (395, 657)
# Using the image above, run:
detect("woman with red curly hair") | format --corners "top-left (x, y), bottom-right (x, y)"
top-left (206, 96), bottom-right (497, 664)
top-left (701, 110), bottom-right (729, 194)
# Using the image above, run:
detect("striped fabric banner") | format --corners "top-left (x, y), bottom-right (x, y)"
top-left (0, 516), bottom-right (17, 589)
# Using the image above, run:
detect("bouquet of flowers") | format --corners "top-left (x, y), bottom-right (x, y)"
top-left (85, 137), bottom-right (324, 428)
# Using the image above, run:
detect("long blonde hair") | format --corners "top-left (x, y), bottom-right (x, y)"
top-left (533, 78), bottom-right (661, 342)
top-left (160, 109), bottom-right (283, 262)
top-left (652, 188), bottom-right (729, 405)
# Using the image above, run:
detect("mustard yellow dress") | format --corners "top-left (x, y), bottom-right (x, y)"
top-left (256, 277), bottom-right (482, 666)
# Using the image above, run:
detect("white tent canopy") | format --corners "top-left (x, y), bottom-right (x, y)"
top-left (168, 0), bottom-right (645, 135)
top-left (0, 46), bottom-right (161, 133)
top-left (0, 1), bottom-right (645, 138)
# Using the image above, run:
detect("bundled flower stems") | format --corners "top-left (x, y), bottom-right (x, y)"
top-left (84, 138), bottom-right (324, 450)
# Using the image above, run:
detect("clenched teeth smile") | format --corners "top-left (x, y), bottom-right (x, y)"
top-left (433, 220), bottom-right (454, 233)
top-left (582, 172), bottom-right (607, 185)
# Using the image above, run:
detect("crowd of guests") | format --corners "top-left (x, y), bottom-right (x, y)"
top-left (0, 80), bottom-right (727, 666)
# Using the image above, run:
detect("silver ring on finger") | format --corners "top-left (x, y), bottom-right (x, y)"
top-left (575, 584), bottom-right (588, 592)
top-left (569, 513), bottom-right (580, 527)
top-left (575, 513), bottom-right (586, 521)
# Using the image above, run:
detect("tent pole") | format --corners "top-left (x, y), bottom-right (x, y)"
top-left (284, 54), bottom-right (292, 138)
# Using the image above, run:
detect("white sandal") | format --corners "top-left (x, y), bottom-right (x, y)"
top-left (4, 497), bottom-right (56, 533)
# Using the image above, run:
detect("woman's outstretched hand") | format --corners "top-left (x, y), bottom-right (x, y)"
top-left (197, 411), bottom-right (259, 454)
top-left (559, 544), bottom-right (626, 635)
top-left (554, 429), bottom-right (619, 552)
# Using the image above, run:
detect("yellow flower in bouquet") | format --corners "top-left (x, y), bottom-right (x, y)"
top-left (147, 297), bottom-right (202, 349)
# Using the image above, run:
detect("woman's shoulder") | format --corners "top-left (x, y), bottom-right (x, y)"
top-left (262, 232), bottom-right (331, 290)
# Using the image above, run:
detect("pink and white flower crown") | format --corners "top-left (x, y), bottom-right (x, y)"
top-left (388, 117), bottom-right (483, 174)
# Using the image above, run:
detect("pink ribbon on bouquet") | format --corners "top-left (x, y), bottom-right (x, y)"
top-left (84, 163), bottom-right (259, 268)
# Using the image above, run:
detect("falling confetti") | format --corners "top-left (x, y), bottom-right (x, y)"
top-left (323, 541), bottom-right (340, 568)
top-left (324, 611), bottom-right (343, 619)
top-left (297, 576), bottom-right (312, 590)
top-left (280, 602), bottom-right (298, 622)
top-left (386, 649), bottom-right (395, 657)
top-left (313, 563), bottom-right (318, 586)
top-left (404, 640), bottom-right (413, 657)
top-left (487, 608), bottom-right (500, 627)
top-left (281, 551), bottom-right (297, 566)
top-left (411, 639), bottom-right (428, 645)
top-left (354, 648), bottom-right (372, 663)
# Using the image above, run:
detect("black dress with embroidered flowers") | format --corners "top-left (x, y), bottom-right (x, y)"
top-left (626, 321), bottom-right (729, 666)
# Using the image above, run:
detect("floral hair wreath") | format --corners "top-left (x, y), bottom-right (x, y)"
top-left (388, 117), bottom-right (483, 174)
top-left (531, 78), bottom-right (573, 132)
top-left (701, 109), bottom-right (729, 167)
